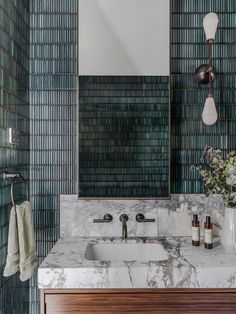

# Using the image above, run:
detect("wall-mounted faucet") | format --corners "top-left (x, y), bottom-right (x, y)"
top-left (93, 213), bottom-right (113, 223)
top-left (136, 213), bottom-right (155, 223)
top-left (119, 214), bottom-right (128, 239)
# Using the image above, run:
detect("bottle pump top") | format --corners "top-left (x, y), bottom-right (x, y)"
top-left (193, 214), bottom-right (198, 222)
top-left (206, 216), bottom-right (211, 224)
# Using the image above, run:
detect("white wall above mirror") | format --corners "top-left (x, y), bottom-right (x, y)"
top-left (79, 0), bottom-right (170, 76)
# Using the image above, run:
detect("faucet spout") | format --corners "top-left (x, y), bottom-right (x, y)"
top-left (119, 214), bottom-right (128, 239)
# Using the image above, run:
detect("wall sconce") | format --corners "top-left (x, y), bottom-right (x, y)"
top-left (195, 13), bottom-right (219, 125)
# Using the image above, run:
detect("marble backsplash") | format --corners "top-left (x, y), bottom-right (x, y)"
top-left (60, 194), bottom-right (224, 238)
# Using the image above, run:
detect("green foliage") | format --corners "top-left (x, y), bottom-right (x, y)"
top-left (194, 146), bottom-right (236, 208)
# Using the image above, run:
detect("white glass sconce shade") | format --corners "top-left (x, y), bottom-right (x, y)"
top-left (203, 13), bottom-right (219, 41)
top-left (202, 96), bottom-right (218, 125)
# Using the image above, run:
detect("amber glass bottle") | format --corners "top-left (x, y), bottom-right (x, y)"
top-left (192, 214), bottom-right (200, 246)
top-left (204, 216), bottom-right (213, 249)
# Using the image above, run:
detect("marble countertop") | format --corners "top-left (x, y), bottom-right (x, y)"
top-left (38, 237), bottom-right (236, 289)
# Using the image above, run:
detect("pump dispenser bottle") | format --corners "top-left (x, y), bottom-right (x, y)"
top-left (204, 216), bottom-right (213, 249)
top-left (192, 214), bottom-right (200, 246)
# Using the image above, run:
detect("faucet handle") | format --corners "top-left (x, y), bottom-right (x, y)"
top-left (93, 213), bottom-right (113, 223)
top-left (136, 213), bottom-right (155, 223)
top-left (119, 214), bottom-right (128, 222)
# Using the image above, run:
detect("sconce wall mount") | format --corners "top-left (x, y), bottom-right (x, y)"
top-left (195, 63), bottom-right (215, 85)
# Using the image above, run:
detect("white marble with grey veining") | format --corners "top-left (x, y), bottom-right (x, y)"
top-left (60, 194), bottom-right (224, 238)
top-left (38, 237), bottom-right (236, 289)
top-left (38, 194), bottom-right (229, 290)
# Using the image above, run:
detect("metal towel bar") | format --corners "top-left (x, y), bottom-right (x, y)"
top-left (3, 172), bottom-right (29, 207)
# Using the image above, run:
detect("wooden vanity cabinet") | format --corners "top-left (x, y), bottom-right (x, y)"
top-left (41, 288), bottom-right (236, 314)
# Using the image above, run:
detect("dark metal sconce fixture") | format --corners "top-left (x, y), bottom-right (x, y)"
top-left (195, 13), bottom-right (219, 125)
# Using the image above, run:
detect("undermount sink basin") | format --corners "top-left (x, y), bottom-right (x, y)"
top-left (84, 242), bottom-right (169, 262)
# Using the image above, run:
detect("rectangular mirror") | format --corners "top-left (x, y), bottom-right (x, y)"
top-left (78, 0), bottom-right (170, 198)
top-left (79, 0), bottom-right (169, 76)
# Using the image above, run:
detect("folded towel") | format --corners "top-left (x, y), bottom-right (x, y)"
top-left (3, 206), bottom-right (20, 276)
top-left (4, 201), bottom-right (38, 281)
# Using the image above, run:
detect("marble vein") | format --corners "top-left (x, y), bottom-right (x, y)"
top-left (38, 237), bottom-right (236, 289)
top-left (60, 194), bottom-right (224, 238)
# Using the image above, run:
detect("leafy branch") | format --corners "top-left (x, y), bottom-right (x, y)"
top-left (193, 146), bottom-right (236, 208)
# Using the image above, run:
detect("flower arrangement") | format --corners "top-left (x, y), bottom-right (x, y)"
top-left (194, 146), bottom-right (236, 208)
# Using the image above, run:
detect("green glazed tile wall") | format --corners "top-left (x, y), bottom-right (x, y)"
top-left (171, 0), bottom-right (236, 193)
top-left (79, 76), bottom-right (170, 198)
top-left (79, 0), bottom-right (236, 196)
top-left (29, 0), bottom-right (77, 312)
top-left (0, 0), bottom-right (30, 313)
top-left (28, 0), bottom-right (236, 312)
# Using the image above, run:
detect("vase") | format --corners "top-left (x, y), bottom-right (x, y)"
top-left (221, 207), bottom-right (236, 254)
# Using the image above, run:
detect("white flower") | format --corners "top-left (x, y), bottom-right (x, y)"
top-left (225, 159), bottom-right (236, 187)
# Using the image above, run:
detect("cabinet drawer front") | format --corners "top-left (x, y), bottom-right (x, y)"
top-left (44, 290), bottom-right (236, 314)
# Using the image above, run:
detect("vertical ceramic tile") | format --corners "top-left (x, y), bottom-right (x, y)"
top-left (28, 0), bottom-right (236, 312)
top-left (0, 0), bottom-right (30, 313)
top-left (171, 0), bottom-right (236, 193)
top-left (79, 76), bottom-right (170, 198)
top-left (29, 0), bottom-right (78, 312)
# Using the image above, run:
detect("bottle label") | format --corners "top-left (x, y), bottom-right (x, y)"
top-left (192, 226), bottom-right (200, 241)
top-left (205, 229), bottom-right (213, 244)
